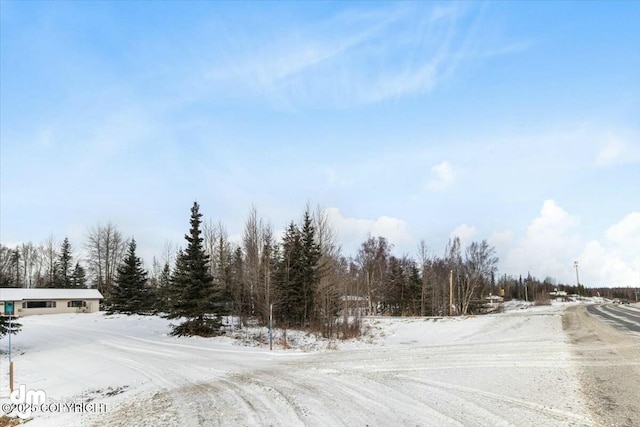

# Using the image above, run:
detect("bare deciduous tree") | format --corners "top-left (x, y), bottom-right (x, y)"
top-left (460, 240), bottom-right (498, 314)
top-left (203, 219), bottom-right (220, 280)
top-left (85, 222), bottom-right (128, 300)
top-left (242, 206), bottom-right (263, 316)
top-left (445, 237), bottom-right (463, 314)
top-left (256, 223), bottom-right (278, 325)
top-left (0, 244), bottom-right (18, 287)
top-left (418, 240), bottom-right (432, 316)
top-left (20, 242), bottom-right (43, 288)
top-left (356, 235), bottom-right (391, 315)
top-left (314, 207), bottom-right (342, 336)
top-left (41, 235), bottom-right (59, 287)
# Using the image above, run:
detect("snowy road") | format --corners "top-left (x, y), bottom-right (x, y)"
top-left (2, 306), bottom-right (598, 426)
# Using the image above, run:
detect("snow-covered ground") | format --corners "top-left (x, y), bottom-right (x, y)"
top-left (1, 304), bottom-right (597, 426)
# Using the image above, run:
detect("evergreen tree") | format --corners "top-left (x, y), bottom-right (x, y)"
top-left (109, 239), bottom-right (149, 314)
top-left (155, 262), bottom-right (171, 313)
top-left (0, 315), bottom-right (21, 338)
top-left (71, 262), bottom-right (87, 288)
top-left (276, 222), bottom-right (304, 326)
top-left (53, 237), bottom-right (73, 288)
top-left (229, 247), bottom-right (245, 323)
top-left (300, 209), bottom-right (321, 326)
top-left (407, 261), bottom-right (422, 315)
top-left (168, 202), bottom-right (226, 336)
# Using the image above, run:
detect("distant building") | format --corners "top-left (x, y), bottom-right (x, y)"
top-left (0, 288), bottom-right (103, 316)
top-left (485, 295), bottom-right (504, 303)
top-left (549, 289), bottom-right (568, 302)
top-left (340, 295), bottom-right (368, 316)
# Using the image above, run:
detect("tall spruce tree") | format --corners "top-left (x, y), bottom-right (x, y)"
top-left (276, 222), bottom-right (304, 326)
top-left (53, 237), bottom-right (73, 288)
top-left (109, 239), bottom-right (149, 314)
top-left (155, 262), bottom-right (171, 313)
top-left (71, 262), bottom-right (87, 288)
top-left (300, 209), bottom-right (321, 326)
top-left (168, 202), bottom-right (225, 336)
top-left (275, 212), bottom-right (321, 328)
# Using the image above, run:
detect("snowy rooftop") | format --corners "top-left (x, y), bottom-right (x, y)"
top-left (0, 288), bottom-right (103, 301)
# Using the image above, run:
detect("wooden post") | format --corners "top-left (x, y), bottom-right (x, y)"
top-left (269, 304), bottom-right (273, 351)
top-left (9, 310), bottom-right (14, 392)
top-left (449, 270), bottom-right (453, 316)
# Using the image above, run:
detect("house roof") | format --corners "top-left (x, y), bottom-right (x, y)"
top-left (0, 288), bottom-right (104, 301)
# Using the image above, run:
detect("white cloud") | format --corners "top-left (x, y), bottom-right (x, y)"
top-left (502, 200), bottom-right (639, 287)
top-left (505, 200), bottom-right (581, 282)
top-left (324, 207), bottom-right (412, 254)
top-left (580, 239), bottom-right (638, 287)
top-left (427, 161), bottom-right (454, 191)
top-left (528, 200), bottom-right (580, 240)
top-left (488, 230), bottom-right (514, 248)
top-left (595, 131), bottom-right (640, 167)
top-left (605, 212), bottom-right (640, 251)
top-left (449, 224), bottom-right (476, 247)
top-left (596, 138), bottom-right (622, 166)
top-left (581, 212), bottom-right (640, 286)
top-left (324, 167), bottom-right (351, 188)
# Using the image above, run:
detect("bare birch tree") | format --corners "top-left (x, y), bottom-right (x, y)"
top-left (41, 235), bottom-right (59, 287)
top-left (356, 235), bottom-right (391, 315)
top-left (85, 222), bottom-right (128, 300)
top-left (0, 245), bottom-right (14, 286)
top-left (242, 206), bottom-right (263, 316)
top-left (314, 206), bottom-right (342, 336)
top-left (445, 237), bottom-right (463, 315)
top-left (256, 223), bottom-right (277, 325)
top-left (460, 240), bottom-right (498, 314)
top-left (418, 240), bottom-right (432, 316)
top-left (24, 242), bottom-right (44, 288)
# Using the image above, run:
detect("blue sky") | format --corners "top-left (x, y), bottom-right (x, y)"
top-left (1, 1), bottom-right (639, 287)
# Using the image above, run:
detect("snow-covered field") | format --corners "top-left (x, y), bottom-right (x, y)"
top-left (1, 304), bottom-right (598, 426)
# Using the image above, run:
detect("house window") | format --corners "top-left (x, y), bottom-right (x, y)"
top-left (67, 300), bottom-right (87, 308)
top-left (22, 301), bottom-right (57, 309)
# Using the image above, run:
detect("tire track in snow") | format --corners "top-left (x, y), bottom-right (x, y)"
top-left (22, 327), bottom-right (204, 426)
top-left (397, 375), bottom-right (594, 426)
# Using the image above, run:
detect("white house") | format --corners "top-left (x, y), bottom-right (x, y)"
top-left (0, 288), bottom-right (103, 316)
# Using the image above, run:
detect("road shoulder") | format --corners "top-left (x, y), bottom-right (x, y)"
top-left (563, 304), bottom-right (640, 427)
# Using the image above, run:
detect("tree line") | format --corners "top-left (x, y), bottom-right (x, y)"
top-left (3, 201), bottom-right (585, 337)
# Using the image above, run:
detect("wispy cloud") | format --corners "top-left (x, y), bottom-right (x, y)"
top-left (427, 161), bottom-right (455, 191)
top-left (202, 2), bottom-right (528, 109)
top-left (595, 131), bottom-right (640, 167)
